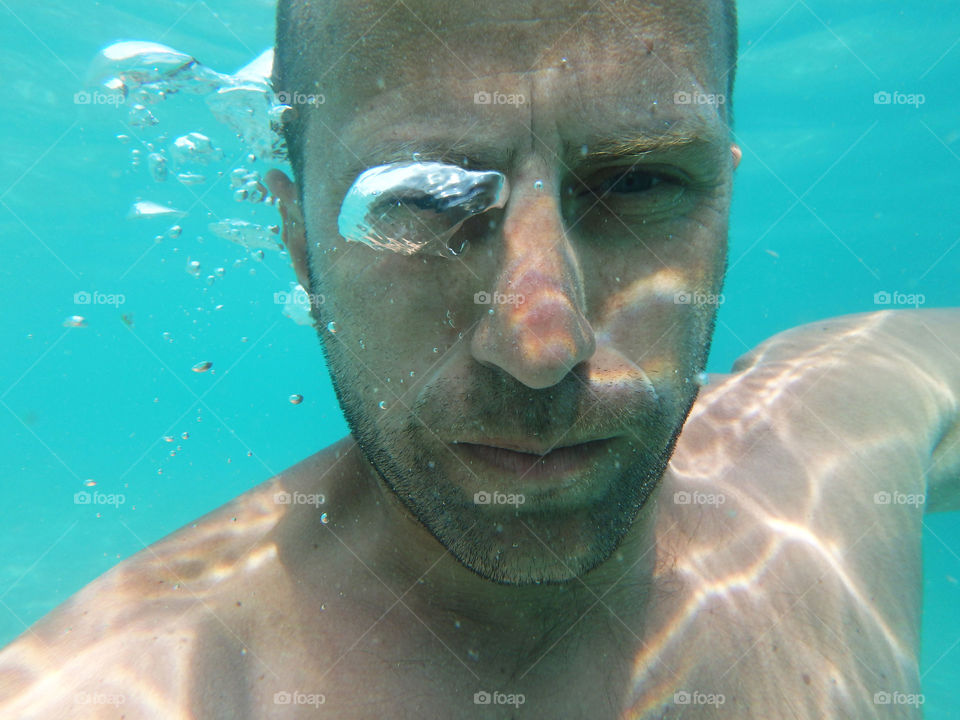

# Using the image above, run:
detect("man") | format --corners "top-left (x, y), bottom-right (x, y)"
top-left (1, 0), bottom-right (958, 718)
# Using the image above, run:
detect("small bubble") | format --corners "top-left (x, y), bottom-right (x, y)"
top-left (181, 432), bottom-right (189, 440)
top-left (320, 512), bottom-right (329, 524)
top-left (206, 275), bottom-right (216, 286)
top-left (163, 435), bottom-right (175, 443)
top-left (534, 180), bottom-right (544, 191)
top-left (116, 134), bottom-right (130, 144)
top-left (186, 260), bottom-right (201, 277)
top-left (214, 267), bottom-right (225, 278)
top-left (167, 225), bottom-right (182, 239)
top-left (327, 321), bottom-right (338, 334)
top-left (432, 347), bottom-right (439, 353)
top-left (289, 394), bottom-right (304, 405)
top-left (696, 371), bottom-right (710, 386)
top-left (378, 401), bottom-right (387, 410)
top-left (580, 144), bottom-right (589, 156)
top-left (84, 479), bottom-right (97, 487)
top-left (467, 649), bottom-right (480, 662)
top-left (162, 331), bottom-right (173, 342)
top-left (412, 152), bottom-right (422, 162)
top-left (63, 315), bottom-right (87, 328)
top-left (192, 360), bottom-right (212, 373)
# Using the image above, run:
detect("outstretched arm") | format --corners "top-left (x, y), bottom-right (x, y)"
top-left (731, 309), bottom-right (960, 513)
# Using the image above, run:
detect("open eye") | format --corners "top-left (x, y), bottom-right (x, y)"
top-left (565, 164), bottom-right (688, 225)
top-left (596, 168), bottom-right (664, 196)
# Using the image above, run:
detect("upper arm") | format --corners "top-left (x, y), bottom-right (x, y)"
top-left (731, 309), bottom-right (960, 513)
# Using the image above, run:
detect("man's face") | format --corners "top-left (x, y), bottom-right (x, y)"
top-left (292, 0), bottom-right (734, 584)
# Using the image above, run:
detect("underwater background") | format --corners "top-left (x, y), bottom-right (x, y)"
top-left (1, 0), bottom-right (958, 714)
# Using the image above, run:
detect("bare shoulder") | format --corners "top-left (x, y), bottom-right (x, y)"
top-left (645, 311), bottom-right (960, 718)
top-left (0, 438), bottom-right (356, 719)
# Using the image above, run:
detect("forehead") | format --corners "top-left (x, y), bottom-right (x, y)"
top-left (306, 0), bottom-right (727, 108)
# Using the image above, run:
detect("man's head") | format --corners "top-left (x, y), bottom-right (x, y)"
top-left (267, 0), bottom-right (739, 585)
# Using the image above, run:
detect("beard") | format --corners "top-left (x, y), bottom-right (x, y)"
top-left (314, 312), bottom-right (695, 586)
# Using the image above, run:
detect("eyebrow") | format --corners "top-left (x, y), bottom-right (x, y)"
top-left (339, 119), bottom-right (724, 186)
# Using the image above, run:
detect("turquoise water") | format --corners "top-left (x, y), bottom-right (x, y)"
top-left (1, 0), bottom-right (958, 716)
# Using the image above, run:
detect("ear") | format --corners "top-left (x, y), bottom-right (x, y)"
top-left (265, 169), bottom-right (310, 291)
top-left (731, 144), bottom-right (742, 170)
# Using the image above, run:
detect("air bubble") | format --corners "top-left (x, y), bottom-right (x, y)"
top-left (148, 152), bottom-right (168, 182)
top-left (186, 260), bottom-right (201, 277)
top-left (167, 224), bottom-right (182, 239)
top-left (534, 180), bottom-right (544, 191)
top-left (192, 360), bottom-right (212, 373)
top-left (63, 315), bottom-right (87, 328)
top-left (378, 401), bottom-right (387, 410)
top-left (289, 394), bottom-right (303, 405)
top-left (320, 512), bottom-right (329, 524)
top-left (327, 321), bottom-right (338, 333)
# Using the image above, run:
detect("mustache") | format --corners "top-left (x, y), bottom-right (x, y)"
top-left (411, 361), bottom-right (663, 443)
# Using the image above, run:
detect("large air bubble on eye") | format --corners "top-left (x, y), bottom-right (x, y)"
top-left (337, 161), bottom-right (509, 257)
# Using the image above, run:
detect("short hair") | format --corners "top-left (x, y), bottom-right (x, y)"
top-left (274, 0), bottom-right (738, 184)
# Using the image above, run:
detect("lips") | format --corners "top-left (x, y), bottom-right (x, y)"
top-left (451, 437), bottom-right (614, 479)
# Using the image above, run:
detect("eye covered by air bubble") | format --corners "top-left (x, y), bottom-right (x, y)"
top-left (337, 161), bottom-right (510, 257)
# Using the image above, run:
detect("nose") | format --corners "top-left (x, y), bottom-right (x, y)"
top-left (471, 177), bottom-right (596, 389)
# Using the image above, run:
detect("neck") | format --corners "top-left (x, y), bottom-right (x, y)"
top-left (325, 439), bottom-right (661, 674)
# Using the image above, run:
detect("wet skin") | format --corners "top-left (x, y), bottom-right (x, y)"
top-left (2, 1), bottom-right (960, 718)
